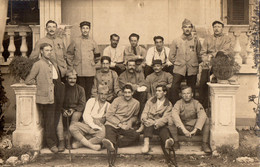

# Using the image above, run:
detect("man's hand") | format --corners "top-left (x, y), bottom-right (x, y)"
top-left (154, 122), bottom-right (159, 129)
top-left (190, 128), bottom-right (198, 136)
top-left (182, 128), bottom-right (191, 138)
top-left (92, 125), bottom-right (102, 131)
top-left (143, 119), bottom-right (155, 127)
top-left (63, 108), bottom-right (74, 117)
top-left (119, 123), bottom-right (131, 130)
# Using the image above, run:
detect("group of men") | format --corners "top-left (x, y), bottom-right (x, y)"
top-left (25, 17), bottom-right (232, 166)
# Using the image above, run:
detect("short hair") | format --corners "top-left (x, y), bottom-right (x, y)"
top-left (181, 85), bottom-right (192, 92)
top-left (40, 43), bottom-right (52, 50)
top-left (156, 84), bottom-right (167, 92)
top-left (122, 84), bottom-right (134, 92)
top-left (46, 20), bottom-right (57, 28)
top-left (101, 56), bottom-right (111, 64)
top-left (129, 33), bottom-right (140, 40)
top-left (153, 36), bottom-right (164, 42)
top-left (110, 34), bottom-right (120, 40)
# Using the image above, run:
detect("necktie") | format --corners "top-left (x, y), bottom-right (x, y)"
top-left (133, 47), bottom-right (137, 55)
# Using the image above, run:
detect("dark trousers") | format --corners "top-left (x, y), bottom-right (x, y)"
top-left (77, 76), bottom-right (94, 101)
top-left (199, 69), bottom-right (210, 109)
top-left (144, 125), bottom-right (171, 144)
top-left (105, 125), bottom-right (140, 148)
top-left (133, 91), bottom-right (147, 119)
top-left (169, 73), bottom-right (197, 106)
top-left (144, 65), bottom-right (174, 78)
top-left (169, 118), bottom-right (210, 143)
top-left (38, 103), bottom-right (60, 148)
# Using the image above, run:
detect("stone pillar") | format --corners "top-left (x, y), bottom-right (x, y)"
top-left (19, 31), bottom-right (28, 57)
top-left (29, 25), bottom-right (40, 49)
top-left (207, 83), bottom-right (240, 150)
top-left (11, 83), bottom-right (43, 150)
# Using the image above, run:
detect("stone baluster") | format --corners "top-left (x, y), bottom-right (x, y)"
top-left (19, 31), bottom-right (28, 57)
top-left (232, 31), bottom-right (243, 65)
top-left (29, 25), bottom-right (40, 49)
top-left (7, 31), bottom-right (16, 62)
top-left (246, 31), bottom-right (254, 66)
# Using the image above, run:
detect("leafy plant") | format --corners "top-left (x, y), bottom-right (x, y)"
top-left (248, 95), bottom-right (260, 131)
top-left (8, 56), bottom-right (38, 81)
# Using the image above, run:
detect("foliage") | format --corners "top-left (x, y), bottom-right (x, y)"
top-left (211, 51), bottom-right (240, 80)
top-left (248, 95), bottom-right (260, 129)
top-left (0, 145), bottom-right (33, 160)
top-left (8, 56), bottom-right (38, 81)
top-left (0, 68), bottom-right (8, 136)
top-left (216, 145), bottom-right (258, 160)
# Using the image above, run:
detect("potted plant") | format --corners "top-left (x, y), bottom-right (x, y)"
top-left (8, 56), bottom-right (38, 82)
top-left (211, 51), bottom-right (240, 84)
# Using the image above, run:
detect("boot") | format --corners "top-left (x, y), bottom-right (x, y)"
top-left (136, 124), bottom-right (144, 133)
top-left (141, 137), bottom-right (150, 153)
top-left (58, 140), bottom-right (65, 152)
top-left (102, 139), bottom-right (115, 151)
top-left (50, 146), bottom-right (58, 153)
top-left (165, 138), bottom-right (174, 149)
top-left (80, 138), bottom-right (101, 151)
top-left (202, 142), bottom-right (211, 153)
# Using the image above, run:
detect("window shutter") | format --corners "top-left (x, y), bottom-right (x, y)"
top-left (227, 0), bottom-right (249, 25)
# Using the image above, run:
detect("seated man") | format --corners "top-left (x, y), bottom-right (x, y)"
top-left (145, 36), bottom-right (173, 77)
top-left (118, 59), bottom-right (147, 119)
top-left (92, 56), bottom-right (122, 103)
top-left (169, 86), bottom-right (211, 153)
top-left (57, 69), bottom-right (86, 151)
top-left (103, 34), bottom-right (125, 76)
top-left (145, 60), bottom-right (173, 99)
top-left (140, 84), bottom-right (174, 154)
top-left (102, 84), bottom-right (140, 166)
top-left (69, 85), bottom-right (110, 151)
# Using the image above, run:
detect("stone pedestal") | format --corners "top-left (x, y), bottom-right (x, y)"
top-left (11, 83), bottom-right (43, 150)
top-left (207, 83), bottom-right (240, 150)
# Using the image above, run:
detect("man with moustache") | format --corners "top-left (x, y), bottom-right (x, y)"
top-left (30, 20), bottom-right (67, 77)
top-left (103, 34), bottom-right (125, 75)
top-left (56, 69), bottom-right (86, 151)
top-left (25, 43), bottom-right (64, 153)
top-left (199, 20), bottom-right (233, 108)
top-left (91, 56), bottom-right (121, 103)
top-left (67, 21), bottom-right (100, 101)
top-left (168, 19), bottom-right (201, 106)
top-left (145, 36), bottom-right (173, 77)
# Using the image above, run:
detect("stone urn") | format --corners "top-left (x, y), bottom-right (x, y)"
top-left (211, 51), bottom-right (240, 84)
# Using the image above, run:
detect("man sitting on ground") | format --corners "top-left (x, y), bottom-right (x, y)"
top-left (69, 85), bottom-right (110, 150)
top-left (140, 84), bottom-right (174, 154)
top-left (169, 86), bottom-right (211, 153)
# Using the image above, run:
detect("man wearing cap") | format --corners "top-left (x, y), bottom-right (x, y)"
top-left (30, 20), bottom-right (67, 77)
top-left (69, 85), bottom-right (110, 151)
top-left (145, 36), bottom-right (173, 77)
top-left (25, 43), bottom-right (64, 153)
top-left (118, 59), bottom-right (147, 118)
top-left (67, 21), bottom-right (100, 101)
top-left (103, 34), bottom-right (125, 76)
top-left (124, 33), bottom-right (147, 72)
top-left (199, 20), bottom-right (233, 108)
top-left (91, 56), bottom-right (121, 103)
top-left (145, 59), bottom-right (173, 99)
top-left (168, 18), bottom-right (201, 106)
top-left (56, 69), bottom-right (86, 151)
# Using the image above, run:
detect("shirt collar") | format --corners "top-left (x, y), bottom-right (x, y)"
top-left (214, 33), bottom-right (224, 38)
top-left (181, 34), bottom-right (193, 41)
top-left (46, 34), bottom-right (56, 39)
top-left (151, 96), bottom-right (170, 106)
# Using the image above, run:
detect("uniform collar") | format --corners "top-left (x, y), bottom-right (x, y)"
top-left (181, 34), bottom-right (193, 41)
top-left (214, 33), bottom-right (224, 38)
top-left (46, 34), bottom-right (56, 39)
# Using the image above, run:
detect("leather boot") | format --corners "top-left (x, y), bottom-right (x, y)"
top-left (58, 140), bottom-right (65, 152)
top-left (202, 142), bottom-right (211, 153)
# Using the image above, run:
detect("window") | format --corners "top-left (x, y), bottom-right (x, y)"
top-left (227, 0), bottom-right (249, 25)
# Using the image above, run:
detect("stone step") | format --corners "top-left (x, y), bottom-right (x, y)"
top-left (40, 145), bottom-right (205, 155)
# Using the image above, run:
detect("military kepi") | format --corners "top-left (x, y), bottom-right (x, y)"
top-left (80, 21), bottom-right (91, 28)
top-left (182, 18), bottom-right (192, 27)
top-left (152, 59), bottom-right (163, 66)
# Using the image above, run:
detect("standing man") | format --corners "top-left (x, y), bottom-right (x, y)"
top-left (145, 36), bottom-right (173, 77)
top-left (169, 19), bottom-right (201, 106)
top-left (56, 69), bottom-right (86, 151)
top-left (169, 86), bottom-right (211, 153)
top-left (145, 60), bottom-right (173, 99)
top-left (69, 85), bottom-right (110, 150)
top-left (91, 56), bottom-right (122, 103)
top-left (25, 43), bottom-right (64, 153)
top-left (67, 21), bottom-right (100, 101)
top-left (103, 34), bottom-right (125, 75)
top-left (30, 20), bottom-right (67, 77)
top-left (102, 84), bottom-right (140, 167)
top-left (118, 59), bottom-right (147, 118)
top-left (199, 20), bottom-right (233, 108)
top-left (124, 33), bottom-right (146, 72)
